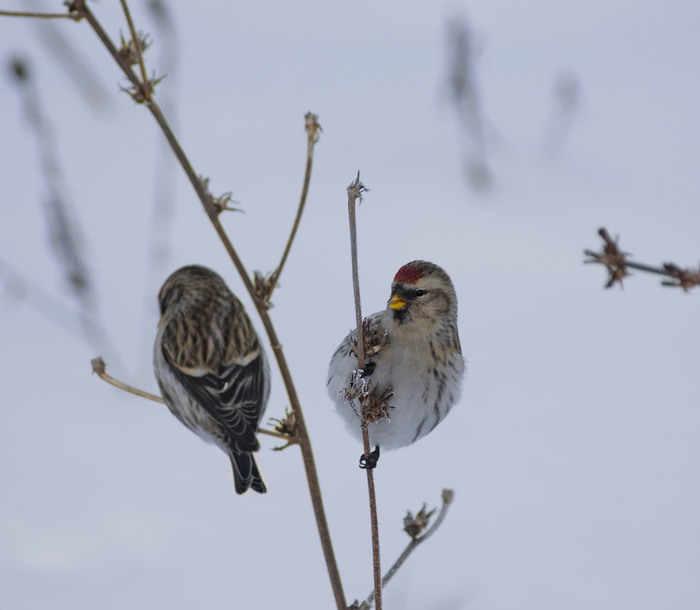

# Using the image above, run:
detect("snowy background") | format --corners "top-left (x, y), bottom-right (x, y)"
top-left (2, 1), bottom-right (700, 609)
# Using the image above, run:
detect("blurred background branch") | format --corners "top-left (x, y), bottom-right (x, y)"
top-left (585, 227), bottom-right (700, 290)
top-left (6, 55), bottom-right (123, 367)
top-left (444, 15), bottom-right (492, 191)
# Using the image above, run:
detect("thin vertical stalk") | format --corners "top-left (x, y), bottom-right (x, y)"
top-left (265, 112), bottom-right (321, 303)
top-left (347, 173), bottom-right (382, 610)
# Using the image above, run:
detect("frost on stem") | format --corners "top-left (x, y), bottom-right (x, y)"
top-left (349, 318), bottom-right (389, 361)
top-left (342, 317), bottom-right (393, 423)
top-left (343, 371), bottom-right (394, 425)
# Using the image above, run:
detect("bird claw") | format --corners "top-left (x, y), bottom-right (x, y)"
top-left (359, 445), bottom-right (380, 469)
top-left (361, 361), bottom-right (376, 377)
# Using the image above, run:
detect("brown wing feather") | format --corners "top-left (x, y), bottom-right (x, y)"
top-left (164, 347), bottom-right (267, 453)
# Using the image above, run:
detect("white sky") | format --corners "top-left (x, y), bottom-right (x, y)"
top-left (1, 1), bottom-right (700, 609)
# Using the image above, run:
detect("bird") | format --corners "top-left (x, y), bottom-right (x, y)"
top-left (153, 265), bottom-right (270, 494)
top-left (327, 260), bottom-right (465, 466)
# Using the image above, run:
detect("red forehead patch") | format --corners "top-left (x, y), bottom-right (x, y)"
top-left (394, 264), bottom-right (422, 284)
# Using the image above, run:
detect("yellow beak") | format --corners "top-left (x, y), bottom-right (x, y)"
top-left (387, 294), bottom-right (407, 310)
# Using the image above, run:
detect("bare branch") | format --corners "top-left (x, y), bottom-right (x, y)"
top-left (263, 112), bottom-right (322, 303)
top-left (0, 9), bottom-right (81, 20)
top-left (362, 489), bottom-right (455, 608)
top-left (119, 0), bottom-right (151, 101)
top-left (584, 227), bottom-right (700, 290)
top-left (91, 357), bottom-right (163, 403)
top-left (346, 173), bottom-right (382, 610)
top-left (347, 172), bottom-right (369, 352)
top-left (90, 357), bottom-right (295, 442)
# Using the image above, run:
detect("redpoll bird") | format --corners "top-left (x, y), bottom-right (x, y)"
top-left (327, 261), bottom-right (464, 462)
top-left (153, 265), bottom-right (270, 494)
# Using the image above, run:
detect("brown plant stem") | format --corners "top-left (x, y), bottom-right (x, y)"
top-left (265, 112), bottom-right (321, 303)
top-left (363, 490), bottom-right (455, 608)
top-left (91, 357), bottom-right (163, 403)
top-left (90, 357), bottom-right (292, 442)
top-left (118, 0), bottom-right (151, 101)
top-left (67, 3), bottom-right (346, 607)
top-left (347, 173), bottom-right (382, 610)
top-left (0, 10), bottom-right (80, 20)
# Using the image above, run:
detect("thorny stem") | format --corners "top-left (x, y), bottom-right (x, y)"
top-left (67, 3), bottom-right (346, 608)
top-left (363, 490), bottom-right (455, 608)
top-left (118, 0), bottom-right (151, 101)
top-left (265, 112), bottom-right (321, 303)
top-left (89, 358), bottom-right (291, 441)
top-left (347, 173), bottom-right (382, 610)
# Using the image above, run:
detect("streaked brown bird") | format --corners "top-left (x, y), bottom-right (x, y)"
top-left (327, 261), bottom-right (464, 464)
top-left (153, 265), bottom-right (269, 494)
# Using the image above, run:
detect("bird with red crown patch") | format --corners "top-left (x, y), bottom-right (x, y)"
top-left (327, 261), bottom-right (465, 466)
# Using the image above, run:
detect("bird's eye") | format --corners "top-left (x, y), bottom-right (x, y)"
top-left (415, 290), bottom-right (427, 297)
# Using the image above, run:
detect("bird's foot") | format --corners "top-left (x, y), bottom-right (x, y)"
top-left (361, 361), bottom-right (376, 377)
top-left (359, 445), bottom-right (380, 469)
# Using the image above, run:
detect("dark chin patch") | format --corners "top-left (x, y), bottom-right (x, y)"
top-left (392, 308), bottom-right (410, 324)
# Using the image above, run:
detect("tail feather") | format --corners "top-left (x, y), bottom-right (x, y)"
top-left (229, 451), bottom-right (266, 494)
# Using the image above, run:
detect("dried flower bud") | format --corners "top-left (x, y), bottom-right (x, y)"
top-left (584, 227), bottom-right (629, 288)
top-left (403, 503), bottom-right (437, 540)
top-left (269, 408), bottom-right (296, 437)
top-left (304, 112), bottom-right (322, 144)
top-left (118, 31), bottom-right (151, 67)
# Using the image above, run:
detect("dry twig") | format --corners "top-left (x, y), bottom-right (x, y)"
top-left (0, 9), bottom-right (81, 20)
top-left (91, 357), bottom-right (163, 403)
top-left (584, 227), bottom-right (700, 291)
top-left (90, 357), bottom-right (294, 442)
top-left (360, 490), bottom-right (455, 609)
top-left (262, 112), bottom-right (322, 303)
top-left (346, 173), bottom-right (383, 610)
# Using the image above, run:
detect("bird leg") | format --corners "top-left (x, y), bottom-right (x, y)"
top-left (361, 361), bottom-right (376, 377)
top-left (359, 445), bottom-right (381, 469)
